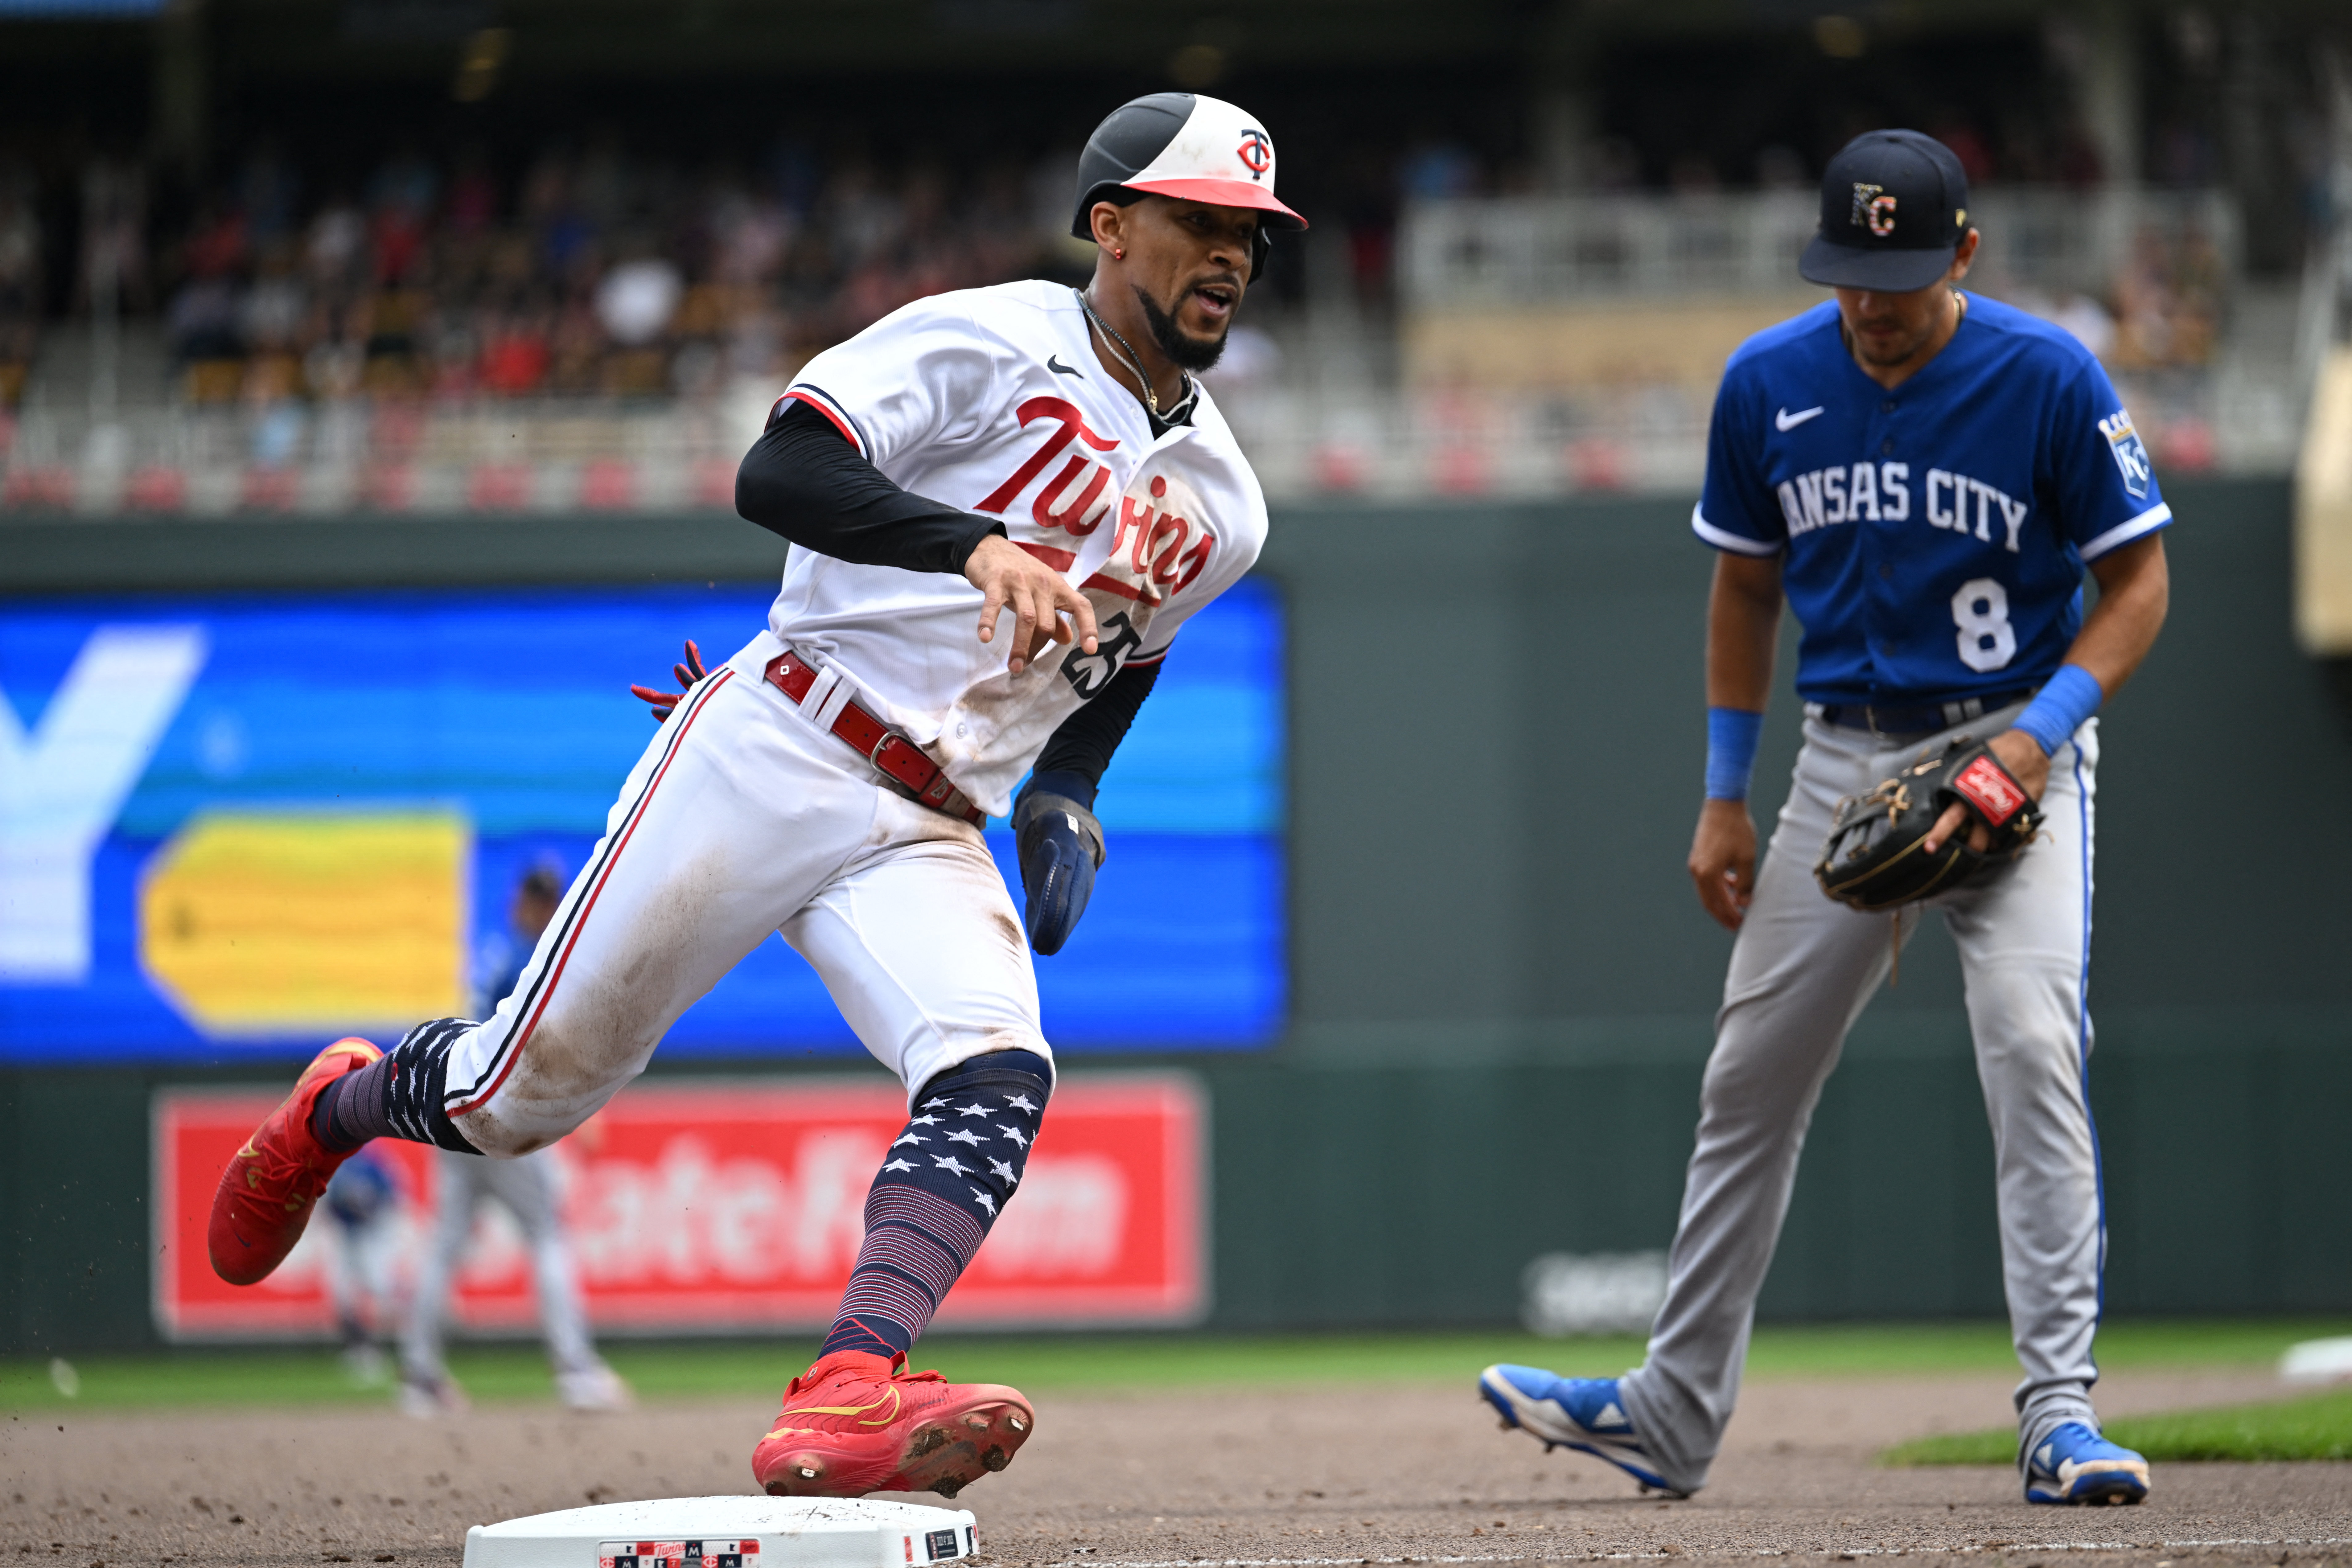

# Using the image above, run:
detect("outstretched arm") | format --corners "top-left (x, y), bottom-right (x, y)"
top-left (737, 400), bottom-right (1099, 672)
top-left (736, 399), bottom-right (1001, 572)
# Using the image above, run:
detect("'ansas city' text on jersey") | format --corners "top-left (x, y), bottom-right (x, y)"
top-left (763, 279), bottom-right (1268, 815)
top-left (1692, 293), bottom-right (2170, 707)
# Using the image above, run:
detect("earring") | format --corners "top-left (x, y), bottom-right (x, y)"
top-left (1114, 247), bottom-right (1125, 260)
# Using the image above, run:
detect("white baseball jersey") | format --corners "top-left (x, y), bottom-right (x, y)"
top-left (773, 278), bottom-right (1270, 816)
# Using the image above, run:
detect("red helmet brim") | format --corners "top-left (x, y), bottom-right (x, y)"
top-left (1122, 177), bottom-right (1308, 229)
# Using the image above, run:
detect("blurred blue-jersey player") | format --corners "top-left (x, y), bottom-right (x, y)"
top-left (1482, 131), bottom-right (2172, 1506)
top-left (321, 1149), bottom-right (402, 1384)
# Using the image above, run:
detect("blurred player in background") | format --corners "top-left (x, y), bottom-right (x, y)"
top-left (398, 863), bottom-right (632, 1417)
top-left (320, 1148), bottom-right (401, 1385)
top-left (1481, 130), bottom-right (2169, 1508)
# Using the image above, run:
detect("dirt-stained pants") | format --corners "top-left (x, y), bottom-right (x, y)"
top-left (436, 641), bottom-right (1049, 1156)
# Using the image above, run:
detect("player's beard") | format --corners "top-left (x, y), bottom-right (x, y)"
top-left (1134, 284), bottom-right (1229, 372)
top-left (1850, 321), bottom-right (1933, 367)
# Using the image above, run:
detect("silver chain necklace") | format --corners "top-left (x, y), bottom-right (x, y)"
top-left (1075, 288), bottom-right (1196, 425)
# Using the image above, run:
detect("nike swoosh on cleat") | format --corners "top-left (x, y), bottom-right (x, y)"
top-left (1775, 405), bottom-right (1825, 431)
top-left (1047, 355), bottom-right (1083, 378)
top-left (778, 1387), bottom-right (902, 1425)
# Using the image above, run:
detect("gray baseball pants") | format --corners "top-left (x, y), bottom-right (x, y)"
top-left (1618, 700), bottom-right (2105, 1493)
top-left (401, 1147), bottom-right (603, 1383)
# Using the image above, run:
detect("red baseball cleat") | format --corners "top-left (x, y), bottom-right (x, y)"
top-left (206, 1036), bottom-right (383, 1286)
top-left (752, 1350), bottom-right (1035, 1499)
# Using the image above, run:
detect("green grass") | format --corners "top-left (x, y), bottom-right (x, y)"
top-left (1882, 1386), bottom-right (2352, 1465)
top-left (5, 1319), bottom-right (2345, 1416)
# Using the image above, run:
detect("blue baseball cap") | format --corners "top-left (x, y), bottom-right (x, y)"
top-left (1799, 129), bottom-right (1972, 292)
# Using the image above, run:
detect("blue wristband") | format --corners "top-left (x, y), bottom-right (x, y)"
top-left (1705, 707), bottom-right (1765, 800)
top-left (2012, 664), bottom-right (2103, 756)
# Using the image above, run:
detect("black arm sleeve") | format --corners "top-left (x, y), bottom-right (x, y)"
top-left (1030, 657), bottom-right (1163, 791)
top-left (735, 399), bottom-right (1003, 574)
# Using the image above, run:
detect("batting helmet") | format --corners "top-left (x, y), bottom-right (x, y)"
top-left (1070, 92), bottom-right (1307, 279)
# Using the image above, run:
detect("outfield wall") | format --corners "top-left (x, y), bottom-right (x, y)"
top-left (6, 476), bottom-right (2349, 1353)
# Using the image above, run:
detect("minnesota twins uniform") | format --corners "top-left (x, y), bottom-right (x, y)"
top-left (1612, 290), bottom-right (2169, 1492)
top-left (208, 85), bottom-right (1300, 1501)
top-left (427, 279), bottom-right (1266, 1152)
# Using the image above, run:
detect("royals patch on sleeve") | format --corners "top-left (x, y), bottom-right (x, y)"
top-left (2096, 408), bottom-right (2152, 501)
top-left (1951, 754), bottom-right (2027, 826)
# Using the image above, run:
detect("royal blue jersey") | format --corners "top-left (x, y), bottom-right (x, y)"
top-left (1693, 293), bottom-right (2170, 707)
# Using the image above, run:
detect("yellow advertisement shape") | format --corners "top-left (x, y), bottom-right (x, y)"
top-left (140, 808), bottom-right (471, 1036)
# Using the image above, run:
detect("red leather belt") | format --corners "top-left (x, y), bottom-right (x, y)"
top-left (764, 651), bottom-right (986, 826)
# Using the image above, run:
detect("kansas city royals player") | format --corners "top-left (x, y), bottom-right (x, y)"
top-left (205, 92), bottom-right (1302, 1501)
top-left (1482, 131), bottom-right (2172, 1506)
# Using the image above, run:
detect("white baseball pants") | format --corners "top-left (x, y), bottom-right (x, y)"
top-left (437, 633), bottom-right (1049, 1157)
top-left (1619, 700), bottom-right (2105, 1491)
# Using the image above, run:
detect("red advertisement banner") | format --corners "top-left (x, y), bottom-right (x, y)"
top-left (152, 1073), bottom-right (1207, 1339)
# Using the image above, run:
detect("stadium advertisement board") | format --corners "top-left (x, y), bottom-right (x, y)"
top-left (0, 580), bottom-right (1284, 1061)
top-left (153, 1073), bottom-right (1207, 1338)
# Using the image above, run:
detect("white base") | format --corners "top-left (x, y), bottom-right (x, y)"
top-left (462, 1496), bottom-right (979, 1568)
top-left (2280, 1335), bottom-right (2352, 1385)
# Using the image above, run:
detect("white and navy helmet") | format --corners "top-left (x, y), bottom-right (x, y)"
top-left (1070, 92), bottom-right (1307, 278)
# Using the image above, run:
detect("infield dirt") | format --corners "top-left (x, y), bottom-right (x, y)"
top-left (5, 1368), bottom-right (2344, 1568)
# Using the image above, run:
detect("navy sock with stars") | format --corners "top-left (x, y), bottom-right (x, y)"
top-left (310, 1018), bottom-right (484, 1155)
top-left (819, 1049), bottom-right (1051, 1362)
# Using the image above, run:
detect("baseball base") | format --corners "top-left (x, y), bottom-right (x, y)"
top-left (2280, 1335), bottom-right (2352, 1385)
top-left (461, 1496), bottom-right (980, 1568)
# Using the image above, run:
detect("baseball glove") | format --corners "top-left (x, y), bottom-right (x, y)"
top-left (1814, 736), bottom-right (2044, 911)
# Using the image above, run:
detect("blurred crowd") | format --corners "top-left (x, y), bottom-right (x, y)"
top-left (0, 166), bottom-right (41, 407)
top-left (0, 138), bottom-right (1084, 413)
top-left (2001, 223), bottom-right (2228, 372)
top-left (0, 99), bottom-right (2267, 423)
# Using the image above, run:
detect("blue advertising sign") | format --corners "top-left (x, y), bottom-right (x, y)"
top-left (0, 581), bottom-right (1284, 1063)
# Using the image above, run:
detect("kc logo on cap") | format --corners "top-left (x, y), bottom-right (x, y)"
top-left (1801, 128), bottom-right (1970, 291)
top-left (1851, 182), bottom-right (1897, 237)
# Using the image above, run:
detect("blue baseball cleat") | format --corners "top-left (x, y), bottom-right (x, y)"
top-left (2024, 1422), bottom-right (2150, 1506)
top-left (1478, 1365), bottom-right (1687, 1497)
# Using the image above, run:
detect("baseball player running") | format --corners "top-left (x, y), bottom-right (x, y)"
top-left (1482, 131), bottom-right (2171, 1507)
top-left (205, 91), bottom-right (1302, 1500)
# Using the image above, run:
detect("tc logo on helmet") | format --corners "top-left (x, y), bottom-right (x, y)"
top-left (1236, 129), bottom-right (1272, 179)
top-left (1850, 182), bottom-right (1897, 237)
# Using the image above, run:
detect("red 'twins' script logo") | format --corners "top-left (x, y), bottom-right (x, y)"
top-left (1098, 474), bottom-right (1214, 601)
top-left (973, 398), bottom-right (1215, 596)
top-left (976, 396), bottom-right (1121, 541)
